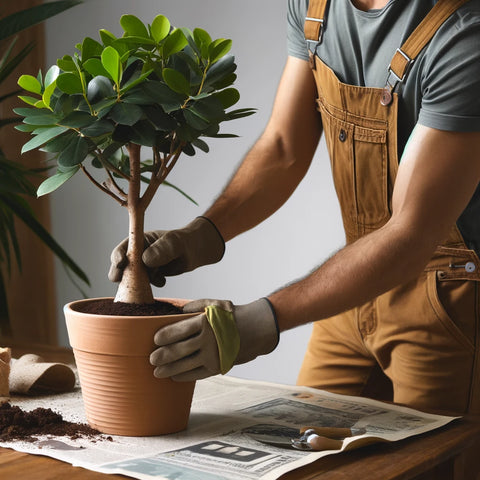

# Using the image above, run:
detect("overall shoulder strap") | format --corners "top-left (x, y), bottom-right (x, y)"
top-left (389, 0), bottom-right (471, 84)
top-left (304, 0), bottom-right (329, 43)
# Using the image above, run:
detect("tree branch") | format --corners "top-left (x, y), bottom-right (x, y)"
top-left (81, 165), bottom-right (127, 206)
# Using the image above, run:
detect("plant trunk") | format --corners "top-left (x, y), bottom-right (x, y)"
top-left (114, 144), bottom-right (154, 304)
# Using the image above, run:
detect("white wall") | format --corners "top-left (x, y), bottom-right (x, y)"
top-left (44, 0), bottom-right (345, 385)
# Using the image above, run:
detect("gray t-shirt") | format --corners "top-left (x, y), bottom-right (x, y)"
top-left (287, 0), bottom-right (480, 252)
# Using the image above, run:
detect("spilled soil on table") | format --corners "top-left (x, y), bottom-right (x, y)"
top-left (0, 402), bottom-right (109, 442)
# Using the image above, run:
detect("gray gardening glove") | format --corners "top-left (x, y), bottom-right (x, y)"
top-left (108, 216), bottom-right (225, 287)
top-left (150, 298), bottom-right (280, 382)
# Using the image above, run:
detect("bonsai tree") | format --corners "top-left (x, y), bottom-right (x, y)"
top-left (14, 14), bottom-right (254, 307)
top-left (0, 0), bottom-right (89, 335)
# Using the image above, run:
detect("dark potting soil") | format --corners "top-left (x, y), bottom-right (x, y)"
top-left (0, 402), bottom-right (107, 442)
top-left (76, 299), bottom-right (183, 316)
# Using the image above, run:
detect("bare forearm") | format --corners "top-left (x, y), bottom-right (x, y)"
top-left (205, 131), bottom-right (312, 241)
top-left (269, 222), bottom-right (435, 331)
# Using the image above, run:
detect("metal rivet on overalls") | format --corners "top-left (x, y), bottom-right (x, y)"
top-left (465, 262), bottom-right (476, 273)
top-left (449, 261), bottom-right (476, 272)
top-left (339, 129), bottom-right (347, 142)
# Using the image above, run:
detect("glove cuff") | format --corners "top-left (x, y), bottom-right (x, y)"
top-left (190, 216), bottom-right (225, 265)
top-left (235, 298), bottom-right (280, 364)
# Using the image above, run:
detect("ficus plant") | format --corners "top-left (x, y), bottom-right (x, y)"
top-left (14, 14), bottom-right (255, 306)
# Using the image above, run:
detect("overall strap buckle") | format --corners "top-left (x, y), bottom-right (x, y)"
top-left (381, 48), bottom-right (414, 106)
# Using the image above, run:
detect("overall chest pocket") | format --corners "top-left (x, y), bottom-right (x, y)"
top-left (321, 108), bottom-right (391, 241)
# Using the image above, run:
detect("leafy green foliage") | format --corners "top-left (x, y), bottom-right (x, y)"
top-left (0, 1), bottom-right (88, 334)
top-left (15, 13), bottom-right (256, 199)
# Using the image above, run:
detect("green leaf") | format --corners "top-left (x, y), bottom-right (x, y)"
top-left (15, 108), bottom-right (60, 126)
top-left (42, 82), bottom-right (57, 109)
top-left (192, 137), bottom-right (209, 153)
top-left (140, 81), bottom-right (185, 112)
top-left (60, 110), bottom-right (95, 128)
top-left (110, 102), bottom-right (143, 126)
top-left (99, 29), bottom-right (117, 47)
top-left (120, 14), bottom-right (149, 38)
top-left (205, 54), bottom-right (236, 84)
top-left (130, 120), bottom-right (157, 147)
top-left (184, 108), bottom-right (210, 130)
top-left (83, 58), bottom-right (109, 78)
top-left (42, 131), bottom-right (75, 153)
top-left (81, 37), bottom-right (103, 61)
top-left (57, 55), bottom-right (76, 72)
top-left (163, 28), bottom-right (188, 58)
top-left (14, 123), bottom-right (37, 132)
top-left (44, 65), bottom-right (60, 87)
top-left (18, 74), bottom-right (41, 94)
top-left (163, 68), bottom-right (190, 95)
top-left (101, 46), bottom-right (121, 84)
top-left (37, 167), bottom-right (79, 196)
top-left (18, 95), bottom-right (40, 107)
top-left (56, 72), bottom-right (83, 94)
top-left (80, 119), bottom-right (114, 137)
top-left (215, 88), bottom-right (240, 109)
top-left (21, 126), bottom-right (68, 153)
top-left (225, 107), bottom-right (257, 121)
top-left (86, 75), bottom-right (114, 103)
top-left (142, 106), bottom-right (176, 130)
top-left (193, 28), bottom-right (212, 50)
top-left (58, 136), bottom-right (89, 167)
top-left (151, 15), bottom-right (170, 43)
top-left (209, 39), bottom-right (232, 64)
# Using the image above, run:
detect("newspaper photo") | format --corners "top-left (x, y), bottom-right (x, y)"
top-left (0, 375), bottom-right (459, 480)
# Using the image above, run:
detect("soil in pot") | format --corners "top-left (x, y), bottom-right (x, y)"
top-left (74, 299), bottom-right (183, 317)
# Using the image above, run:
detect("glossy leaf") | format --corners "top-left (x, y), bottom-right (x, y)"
top-left (83, 58), bottom-right (109, 78)
top-left (163, 68), bottom-right (190, 95)
top-left (21, 126), bottom-right (68, 153)
top-left (110, 102), bottom-right (143, 126)
top-left (42, 82), bottom-right (57, 109)
top-left (15, 108), bottom-right (60, 126)
top-left (120, 14), bottom-right (149, 38)
top-left (163, 28), bottom-right (188, 58)
top-left (42, 131), bottom-right (76, 153)
top-left (37, 167), bottom-right (79, 196)
top-left (151, 15), bottom-right (170, 43)
top-left (80, 119), bottom-right (114, 137)
top-left (209, 39), bottom-right (232, 64)
top-left (58, 136), bottom-right (89, 167)
top-left (81, 37), bottom-right (103, 61)
top-left (56, 72), bottom-right (83, 94)
top-left (45, 65), bottom-right (60, 86)
top-left (18, 95), bottom-right (39, 107)
top-left (99, 29), bottom-right (117, 47)
top-left (86, 75), bottom-right (114, 102)
top-left (17, 74), bottom-right (41, 94)
top-left (60, 110), bottom-right (95, 128)
top-left (101, 46), bottom-right (121, 84)
top-left (57, 55), bottom-right (76, 72)
top-left (215, 88), bottom-right (240, 109)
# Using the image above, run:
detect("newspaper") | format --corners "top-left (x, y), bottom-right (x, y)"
top-left (1, 375), bottom-right (458, 480)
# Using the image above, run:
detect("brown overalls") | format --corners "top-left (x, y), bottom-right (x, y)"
top-left (297, 0), bottom-right (480, 417)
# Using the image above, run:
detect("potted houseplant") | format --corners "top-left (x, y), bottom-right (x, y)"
top-left (14, 13), bottom-right (254, 436)
top-left (0, 0), bottom-right (88, 338)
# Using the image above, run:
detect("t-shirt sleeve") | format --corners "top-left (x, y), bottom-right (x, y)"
top-left (287, 0), bottom-right (310, 61)
top-left (418, 12), bottom-right (480, 132)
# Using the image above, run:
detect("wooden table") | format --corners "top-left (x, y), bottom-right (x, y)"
top-left (2, 344), bottom-right (480, 480)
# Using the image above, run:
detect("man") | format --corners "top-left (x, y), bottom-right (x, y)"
top-left (110, 0), bottom-right (480, 420)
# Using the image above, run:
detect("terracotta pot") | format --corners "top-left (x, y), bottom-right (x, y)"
top-left (64, 297), bottom-right (196, 436)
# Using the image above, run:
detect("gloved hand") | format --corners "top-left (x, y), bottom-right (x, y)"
top-left (108, 216), bottom-right (225, 287)
top-left (150, 298), bottom-right (280, 382)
